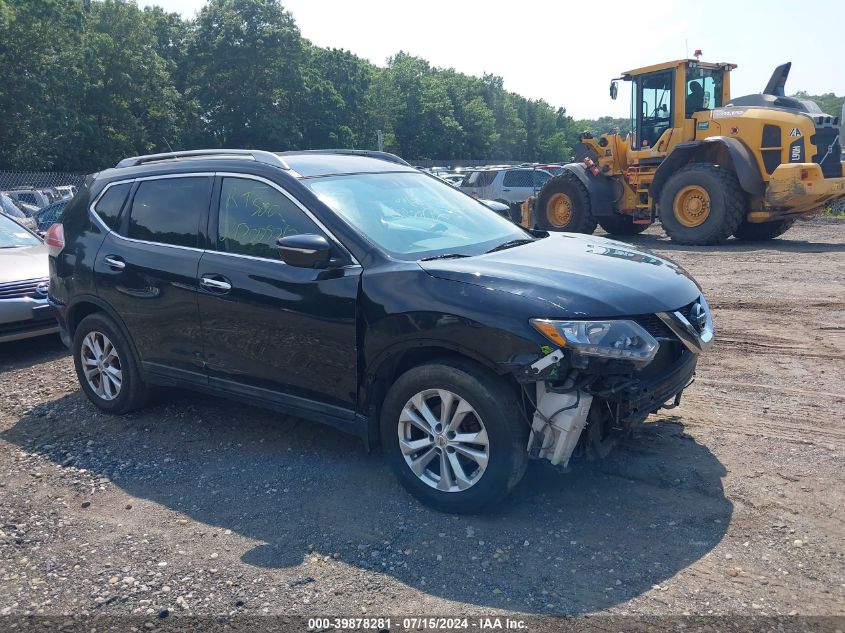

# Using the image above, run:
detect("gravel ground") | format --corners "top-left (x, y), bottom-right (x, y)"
top-left (0, 217), bottom-right (843, 621)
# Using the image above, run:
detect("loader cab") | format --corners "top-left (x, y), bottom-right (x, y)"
top-left (617, 59), bottom-right (735, 156)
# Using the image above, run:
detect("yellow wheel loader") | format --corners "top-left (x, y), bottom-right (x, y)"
top-left (524, 58), bottom-right (845, 244)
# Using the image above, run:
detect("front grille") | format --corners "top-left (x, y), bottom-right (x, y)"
top-left (0, 277), bottom-right (49, 300)
top-left (632, 300), bottom-right (696, 340)
top-left (633, 314), bottom-right (674, 339)
top-left (811, 124), bottom-right (842, 178)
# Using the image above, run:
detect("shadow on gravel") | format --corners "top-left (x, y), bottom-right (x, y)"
top-left (598, 229), bottom-right (845, 255)
top-left (0, 334), bottom-right (67, 372)
top-left (3, 392), bottom-right (732, 614)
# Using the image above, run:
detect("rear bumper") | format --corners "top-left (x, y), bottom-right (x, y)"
top-left (0, 298), bottom-right (58, 343)
top-left (755, 162), bottom-right (845, 221)
top-left (48, 295), bottom-right (72, 348)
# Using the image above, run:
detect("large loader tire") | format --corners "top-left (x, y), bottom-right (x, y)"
top-left (598, 213), bottom-right (649, 236)
top-left (534, 171), bottom-right (598, 234)
top-left (732, 218), bottom-right (796, 241)
top-left (659, 164), bottom-right (745, 245)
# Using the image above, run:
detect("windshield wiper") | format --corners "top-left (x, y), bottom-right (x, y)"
top-left (485, 238), bottom-right (535, 254)
top-left (419, 253), bottom-right (470, 261)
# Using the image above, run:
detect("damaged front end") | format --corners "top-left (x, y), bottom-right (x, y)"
top-left (517, 295), bottom-right (713, 468)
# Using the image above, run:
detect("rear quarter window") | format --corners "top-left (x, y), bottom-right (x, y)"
top-left (93, 183), bottom-right (132, 230)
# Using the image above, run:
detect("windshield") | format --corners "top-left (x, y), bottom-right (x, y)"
top-left (304, 172), bottom-right (531, 260)
top-left (0, 212), bottom-right (40, 247)
top-left (0, 194), bottom-right (27, 219)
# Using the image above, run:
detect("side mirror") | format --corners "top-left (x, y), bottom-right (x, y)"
top-left (609, 81), bottom-right (618, 100)
top-left (276, 234), bottom-right (333, 268)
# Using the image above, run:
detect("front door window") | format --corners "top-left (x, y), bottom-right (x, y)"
top-left (634, 70), bottom-right (673, 148)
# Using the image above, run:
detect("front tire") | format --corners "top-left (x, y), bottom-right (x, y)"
top-left (732, 218), bottom-right (795, 241)
top-left (73, 313), bottom-right (148, 414)
top-left (659, 164), bottom-right (745, 245)
top-left (535, 171), bottom-right (598, 234)
top-left (380, 359), bottom-right (528, 513)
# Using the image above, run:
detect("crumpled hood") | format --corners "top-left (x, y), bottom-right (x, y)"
top-left (418, 233), bottom-right (702, 317)
top-left (0, 243), bottom-right (49, 284)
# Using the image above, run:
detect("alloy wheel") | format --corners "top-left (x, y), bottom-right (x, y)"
top-left (398, 389), bottom-right (489, 492)
top-left (80, 331), bottom-right (123, 401)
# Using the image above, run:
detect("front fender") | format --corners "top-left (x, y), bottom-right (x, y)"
top-left (652, 137), bottom-right (765, 199)
top-left (562, 163), bottom-right (617, 216)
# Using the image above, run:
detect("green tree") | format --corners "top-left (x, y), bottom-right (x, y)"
top-left (791, 91), bottom-right (844, 117)
top-left (0, 0), bottom-right (84, 169)
top-left (72, 0), bottom-right (184, 169)
top-left (185, 0), bottom-right (305, 149)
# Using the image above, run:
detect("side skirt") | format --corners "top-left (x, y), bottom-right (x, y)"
top-left (140, 362), bottom-right (369, 442)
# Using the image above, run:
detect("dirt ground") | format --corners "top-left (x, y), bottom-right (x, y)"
top-left (0, 217), bottom-right (843, 622)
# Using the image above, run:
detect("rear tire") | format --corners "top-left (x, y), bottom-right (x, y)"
top-left (73, 313), bottom-right (148, 414)
top-left (380, 359), bottom-right (528, 513)
top-left (659, 164), bottom-right (745, 245)
top-left (732, 218), bottom-right (795, 241)
top-left (535, 171), bottom-right (598, 234)
top-left (598, 213), bottom-right (649, 236)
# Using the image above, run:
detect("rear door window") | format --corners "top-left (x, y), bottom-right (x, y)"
top-left (216, 177), bottom-right (323, 259)
top-left (94, 183), bottom-right (132, 230)
top-left (126, 177), bottom-right (212, 248)
top-left (464, 171), bottom-right (497, 187)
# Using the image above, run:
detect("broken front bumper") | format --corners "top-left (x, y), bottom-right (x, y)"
top-left (527, 349), bottom-right (698, 468)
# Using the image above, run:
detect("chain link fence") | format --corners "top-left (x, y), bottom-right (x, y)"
top-left (0, 171), bottom-right (86, 192)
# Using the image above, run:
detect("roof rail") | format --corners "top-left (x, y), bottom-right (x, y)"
top-left (278, 149), bottom-right (411, 166)
top-left (115, 149), bottom-right (290, 170)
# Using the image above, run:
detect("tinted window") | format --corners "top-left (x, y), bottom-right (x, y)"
top-left (94, 183), bottom-right (131, 230)
top-left (128, 177), bottom-right (211, 247)
top-left (218, 178), bottom-right (321, 259)
top-left (503, 170), bottom-right (534, 188)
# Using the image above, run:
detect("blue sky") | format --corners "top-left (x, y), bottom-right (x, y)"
top-left (139, 0), bottom-right (845, 120)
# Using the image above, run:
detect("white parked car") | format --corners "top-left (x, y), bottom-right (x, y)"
top-left (460, 167), bottom-right (552, 204)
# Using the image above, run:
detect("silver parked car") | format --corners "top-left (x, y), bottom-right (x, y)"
top-left (460, 167), bottom-right (552, 204)
top-left (0, 213), bottom-right (58, 343)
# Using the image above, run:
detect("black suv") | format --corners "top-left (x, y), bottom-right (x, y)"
top-left (48, 149), bottom-right (713, 512)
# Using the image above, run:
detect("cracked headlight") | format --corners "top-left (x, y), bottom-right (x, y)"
top-left (530, 318), bottom-right (659, 365)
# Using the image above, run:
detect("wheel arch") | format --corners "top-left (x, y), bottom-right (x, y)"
top-left (361, 342), bottom-right (523, 449)
top-left (652, 137), bottom-right (764, 201)
top-left (65, 295), bottom-right (144, 372)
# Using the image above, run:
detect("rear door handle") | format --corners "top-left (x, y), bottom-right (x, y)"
top-left (502, 189), bottom-right (511, 192)
top-left (103, 255), bottom-right (125, 270)
top-left (200, 275), bottom-right (232, 292)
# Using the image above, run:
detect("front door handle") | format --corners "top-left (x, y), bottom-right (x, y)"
top-left (200, 275), bottom-right (232, 292)
top-left (103, 255), bottom-right (125, 270)
top-left (502, 189), bottom-right (511, 192)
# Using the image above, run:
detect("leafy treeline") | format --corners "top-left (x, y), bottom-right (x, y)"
top-left (792, 92), bottom-right (844, 118)
top-left (0, 0), bottom-right (585, 172)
